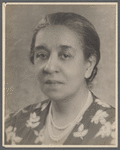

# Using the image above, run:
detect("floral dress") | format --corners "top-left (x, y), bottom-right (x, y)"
top-left (5, 94), bottom-right (116, 145)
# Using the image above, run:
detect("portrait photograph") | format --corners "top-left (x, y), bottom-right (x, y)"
top-left (2, 2), bottom-right (118, 147)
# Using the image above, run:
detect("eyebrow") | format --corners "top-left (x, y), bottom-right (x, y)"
top-left (59, 45), bottom-right (72, 51)
top-left (34, 45), bottom-right (74, 52)
top-left (34, 45), bottom-right (49, 51)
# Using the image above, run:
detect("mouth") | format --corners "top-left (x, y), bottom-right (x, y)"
top-left (45, 80), bottom-right (63, 84)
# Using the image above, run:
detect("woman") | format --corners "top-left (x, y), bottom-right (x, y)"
top-left (5, 12), bottom-right (115, 145)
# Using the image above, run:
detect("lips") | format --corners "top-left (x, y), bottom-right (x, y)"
top-left (45, 80), bottom-right (63, 84)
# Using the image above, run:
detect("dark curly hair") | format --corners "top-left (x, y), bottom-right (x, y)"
top-left (30, 12), bottom-right (100, 85)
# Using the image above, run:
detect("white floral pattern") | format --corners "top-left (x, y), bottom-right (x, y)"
top-left (5, 97), bottom-right (116, 145)
top-left (34, 126), bottom-right (45, 143)
top-left (94, 121), bottom-right (116, 145)
top-left (95, 99), bottom-right (111, 108)
top-left (95, 121), bottom-right (111, 138)
top-left (6, 126), bottom-right (22, 145)
top-left (91, 110), bottom-right (109, 124)
top-left (26, 112), bottom-right (40, 128)
top-left (73, 124), bottom-right (88, 140)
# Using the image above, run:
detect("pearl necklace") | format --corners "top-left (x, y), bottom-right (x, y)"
top-left (50, 106), bottom-right (74, 130)
top-left (48, 91), bottom-right (92, 142)
top-left (48, 107), bottom-right (83, 142)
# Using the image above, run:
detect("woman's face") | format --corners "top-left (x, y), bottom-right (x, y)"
top-left (34, 25), bottom-right (90, 101)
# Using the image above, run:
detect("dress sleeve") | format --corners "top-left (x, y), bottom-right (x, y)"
top-left (4, 111), bottom-right (18, 145)
top-left (4, 104), bottom-right (33, 145)
top-left (91, 107), bottom-right (116, 145)
top-left (4, 102), bottom-right (45, 145)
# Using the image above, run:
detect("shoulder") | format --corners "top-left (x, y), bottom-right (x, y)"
top-left (66, 94), bottom-right (116, 145)
top-left (5, 99), bottom-right (50, 145)
top-left (72, 94), bottom-right (116, 145)
top-left (5, 99), bottom-right (50, 130)
top-left (91, 94), bottom-right (115, 122)
top-left (83, 93), bottom-right (115, 124)
top-left (89, 95), bottom-right (116, 145)
top-left (94, 95), bottom-right (115, 114)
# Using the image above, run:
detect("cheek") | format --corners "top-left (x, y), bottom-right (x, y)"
top-left (64, 62), bottom-right (86, 80)
top-left (35, 65), bottom-right (43, 80)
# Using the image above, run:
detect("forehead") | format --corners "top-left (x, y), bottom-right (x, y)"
top-left (35, 25), bottom-right (83, 49)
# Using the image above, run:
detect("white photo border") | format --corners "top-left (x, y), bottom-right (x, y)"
top-left (2, 2), bottom-right (118, 148)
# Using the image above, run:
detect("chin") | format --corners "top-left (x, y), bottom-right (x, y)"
top-left (47, 94), bottom-right (64, 101)
top-left (43, 91), bottom-right (66, 101)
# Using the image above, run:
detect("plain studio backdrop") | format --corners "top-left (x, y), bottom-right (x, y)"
top-left (5, 4), bottom-right (116, 114)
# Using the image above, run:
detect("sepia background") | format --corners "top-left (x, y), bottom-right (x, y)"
top-left (5, 4), bottom-right (116, 114)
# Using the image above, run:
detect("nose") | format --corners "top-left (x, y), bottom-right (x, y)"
top-left (43, 54), bottom-right (59, 74)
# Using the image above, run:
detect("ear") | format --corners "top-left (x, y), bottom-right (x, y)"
top-left (85, 56), bottom-right (96, 79)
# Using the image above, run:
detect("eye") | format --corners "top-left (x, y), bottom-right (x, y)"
top-left (36, 52), bottom-right (49, 60)
top-left (61, 54), bottom-right (71, 59)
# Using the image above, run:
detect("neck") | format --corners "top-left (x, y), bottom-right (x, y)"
top-left (51, 86), bottom-right (90, 126)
